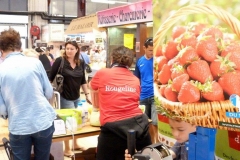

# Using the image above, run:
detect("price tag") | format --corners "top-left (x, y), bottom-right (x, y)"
top-left (53, 119), bottom-right (66, 135)
top-left (226, 94), bottom-right (240, 118)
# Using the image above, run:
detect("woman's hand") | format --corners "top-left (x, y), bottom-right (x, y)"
top-left (125, 149), bottom-right (132, 160)
top-left (86, 95), bottom-right (92, 105)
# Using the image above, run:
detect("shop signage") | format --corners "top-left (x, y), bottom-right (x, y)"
top-left (97, 0), bottom-right (152, 27)
top-left (65, 14), bottom-right (104, 35)
top-left (41, 24), bottom-right (65, 42)
top-left (49, 24), bottom-right (65, 41)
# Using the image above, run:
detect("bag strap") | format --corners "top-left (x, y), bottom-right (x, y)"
top-left (80, 54), bottom-right (87, 70)
top-left (80, 54), bottom-right (86, 64)
top-left (58, 57), bottom-right (64, 74)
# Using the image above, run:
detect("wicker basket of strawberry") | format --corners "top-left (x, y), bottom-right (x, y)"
top-left (154, 4), bottom-right (240, 130)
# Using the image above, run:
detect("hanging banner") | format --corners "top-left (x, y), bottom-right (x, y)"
top-left (124, 34), bottom-right (134, 49)
top-left (97, 0), bottom-right (152, 27)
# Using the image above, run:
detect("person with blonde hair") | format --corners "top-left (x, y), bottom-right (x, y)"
top-left (22, 48), bottom-right (39, 58)
top-left (0, 28), bottom-right (56, 160)
top-left (60, 49), bottom-right (65, 57)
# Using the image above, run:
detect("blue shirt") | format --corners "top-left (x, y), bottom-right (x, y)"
top-left (0, 52), bottom-right (56, 135)
top-left (134, 56), bottom-right (154, 100)
top-left (171, 142), bottom-right (188, 160)
top-left (80, 51), bottom-right (90, 64)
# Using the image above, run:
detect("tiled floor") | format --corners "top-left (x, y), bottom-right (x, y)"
top-left (0, 135), bottom-right (98, 160)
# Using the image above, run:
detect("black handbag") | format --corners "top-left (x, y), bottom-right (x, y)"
top-left (52, 57), bottom-right (64, 93)
top-left (80, 54), bottom-right (92, 73)
top-left (85, 63), bottom-right (92, 73)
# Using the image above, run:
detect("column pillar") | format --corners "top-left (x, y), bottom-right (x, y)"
top-left (135, 23), bottom-right (147, 60)
top-left (28, 0), bottom-right (48, 48)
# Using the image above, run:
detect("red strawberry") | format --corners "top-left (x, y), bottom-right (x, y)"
top-left (189, 23), bottom-right (207, 37)
top-left (164, 85), bottom-right (178, 102)
top-left (172, 26), bottom-right (186, 39)
top-left (187, 60), bottom-right (213, 83)
top-left (159, 85), bottom-right (167, 97)
top-left (154, 71), bottom-right (158, 83)
top-left (196, 36), bottom-right (218, 62)
top-left (177, 46), bottom-right (199, 65)
top-left (221, 42), bottom-right (240, 70)
top-left (156, 56), bottom-right (168, 72)
top-left (172, 73), bottom-right (189, 92)
top-left (155, 45), bottom-right (163, 57)
top-left (178, 81), bottom-right (200, 103)
top-left (177, 32), bottom-right (197, 49)
top-left (210, 55), bottom-right (235, 79)
top-left (171, 64), bottom-right (186, 80)
top-left (158, 64), bottom-right (171, 84)
top-left (218, 72), bottom-right (240, 96)
top-left (201, 81), bottom-right (224, 101)
top-left (162, 41), bottom-right (179, 60)
top-left (202, 26), bottom-right (223, 40)
top-left (167, 56), bottom-right (179, 69)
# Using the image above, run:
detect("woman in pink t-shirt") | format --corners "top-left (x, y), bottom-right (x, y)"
top-left (90, 46), bottom-right (152, 160)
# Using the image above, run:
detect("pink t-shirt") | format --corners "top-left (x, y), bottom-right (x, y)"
top-left (90, 67), bottom-right (142, 125)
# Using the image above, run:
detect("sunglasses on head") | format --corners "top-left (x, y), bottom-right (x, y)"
top-left (144, 38), bottom-right (153, 45)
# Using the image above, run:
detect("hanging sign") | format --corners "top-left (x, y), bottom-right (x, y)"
top-left (124, 34), bottom-right (134, 49)
top-left (97, 0), bottom-right (152, 27)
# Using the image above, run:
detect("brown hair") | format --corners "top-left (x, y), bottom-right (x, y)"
top-left (22, 49), bottom-right (39, 58)
top-left (0, 28), bottom-right (22, 51)
top-left (111, 46), bottom-right (134, 67)
top-left (63, 41), bottom-right (80, 66)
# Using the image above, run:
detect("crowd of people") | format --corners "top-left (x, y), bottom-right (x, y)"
top-left (0, 28), bottom-right (196, 160)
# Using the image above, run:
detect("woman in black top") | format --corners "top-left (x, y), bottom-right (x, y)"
top-left (49, 41), bottom-right (90, 157)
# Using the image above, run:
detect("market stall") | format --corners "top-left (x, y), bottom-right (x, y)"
top-left (96, 0), bottom-right (152, 69)
top-left (65, 13), bottom-right (106, 71)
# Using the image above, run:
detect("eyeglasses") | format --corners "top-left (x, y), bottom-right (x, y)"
top-left (144, 38), bottom-right (153, 46)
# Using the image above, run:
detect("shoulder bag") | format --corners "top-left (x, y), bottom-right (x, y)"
top-left (52, 57), bottom-right (64, 93)
top-left (80, 54), bottom-right (92, 73)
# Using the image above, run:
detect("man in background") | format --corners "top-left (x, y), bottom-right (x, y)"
top-left (46, 47), bottom-right (55, 65)
top-left (35, 47), bottom-right (51, 78)
top-left (79, 46), bottom-right (91, 82)
top-left (134, 38), bottom-right (158, 143)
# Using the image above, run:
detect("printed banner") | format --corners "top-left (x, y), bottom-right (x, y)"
top-left (97, 0), bottom-right (152, 27)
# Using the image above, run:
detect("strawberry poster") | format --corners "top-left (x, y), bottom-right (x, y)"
top-left (153, 0), bottom-right (240, 158)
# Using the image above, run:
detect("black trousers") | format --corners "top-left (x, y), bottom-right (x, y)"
top-left (96, 114), bottom-right (152, 160)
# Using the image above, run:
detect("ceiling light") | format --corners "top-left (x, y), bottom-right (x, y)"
top-left (91, 0), bottom-right (131, 4)
top-left (91, 0), bottom-right (115, 4)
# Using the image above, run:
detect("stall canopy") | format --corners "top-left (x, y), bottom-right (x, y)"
top-left (65, 14), bottom-right (105, 34)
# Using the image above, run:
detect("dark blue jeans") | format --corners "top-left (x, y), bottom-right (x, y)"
top-left (140, 96), bottom-right (157, 125)
top-left (9, 124), bottom-right (55, 160)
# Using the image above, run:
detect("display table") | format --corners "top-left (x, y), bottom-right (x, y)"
top-left (52, 124), bottom-right (100, 142)
top-left (0, 123), bottom-right (100, 147)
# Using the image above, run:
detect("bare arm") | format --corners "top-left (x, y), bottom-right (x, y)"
top-left (81, 84), bottom-right (92, 104)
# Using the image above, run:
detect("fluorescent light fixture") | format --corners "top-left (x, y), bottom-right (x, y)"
top-left (91, 0), bottom-right (131, 4)
top-left (91, 0), bottom-right (115, 4)
top-left (146, 22), bottom-right (153, 27)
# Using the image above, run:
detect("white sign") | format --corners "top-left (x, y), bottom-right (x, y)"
top-left (49, 24), bottom-right (65, 42)
top-left (53, 119), bottom-right (66, 135)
